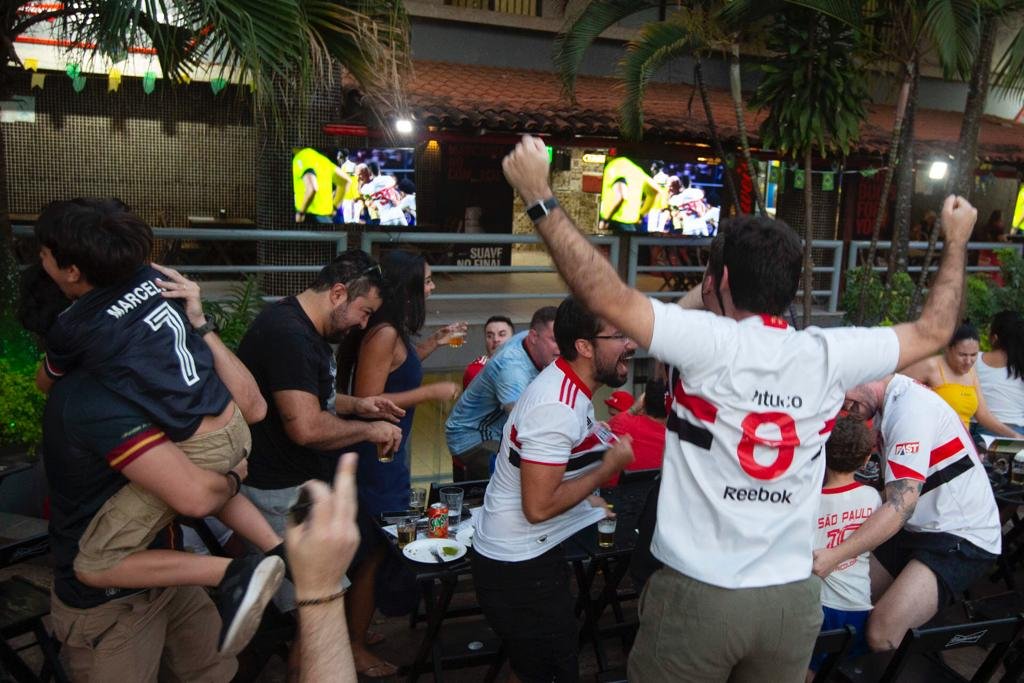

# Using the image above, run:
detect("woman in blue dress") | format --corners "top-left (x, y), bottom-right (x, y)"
top-left (337, 250), bottom-right (463, 677)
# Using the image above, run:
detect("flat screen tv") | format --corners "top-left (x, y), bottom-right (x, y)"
top-left (291, 147), bottom-right (416, 226)
top-left (598, 156), bottom-right (724, 236)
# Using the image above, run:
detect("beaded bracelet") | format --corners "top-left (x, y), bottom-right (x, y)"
top-left (296, 589), bottom-right (347, 607)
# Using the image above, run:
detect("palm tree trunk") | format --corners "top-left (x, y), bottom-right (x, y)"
top-left (802, 148), bottom-right (814, 328)
top-left (854, 63), bottom-right (914, 324)
top-left (949, 14), bottom-right (996, 199)
top-left (881, 66), bottom-right (918, 320)
top-left (910, 214), bottom-right (942, 315)
top-left (694, 58), bottom-right (740, 211)
top-left (729, 42), bottom-right (765, 216)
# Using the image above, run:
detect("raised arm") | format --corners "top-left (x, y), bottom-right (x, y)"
top-left (502, 136), bottom-right (655, 348)
top-left (354, 325), bottom-right (458, 409)
top-left (892, 195), bottom-right (977, 370)
top-left (152, 263), bottom-right (267, 424)
top-left (287, 454), bottom-right (360, 683)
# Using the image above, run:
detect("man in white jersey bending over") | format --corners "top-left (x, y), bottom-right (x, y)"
top-left (814, 375), bottom-right (1001, 651)
top-left (471, 296), bottom-right (636, 682)
top-left (501, 134), bottom-right (978, 682)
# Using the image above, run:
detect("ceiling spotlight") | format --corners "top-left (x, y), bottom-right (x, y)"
top-left (928, 161), bottom-right (948, 180)
top-left (395, 118), bottom-right (413, 134)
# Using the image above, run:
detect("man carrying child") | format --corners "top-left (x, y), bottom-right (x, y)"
top-left (34, 198), bottom-right (287, 655)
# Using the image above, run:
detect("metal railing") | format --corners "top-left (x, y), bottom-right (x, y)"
top-left (626, 236), bottom-right (846, 313)
top-left (20, 221), bottom-right (1014, 316)
top-left (847, 240), bottom-right (1024, 275)
top-left (360, 231), bottom-right (619, 301)
top-left (12, 223), bottom-right (348, 277)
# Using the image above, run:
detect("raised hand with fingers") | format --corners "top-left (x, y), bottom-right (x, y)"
top-left (152, 262), bottom-right (207, 328)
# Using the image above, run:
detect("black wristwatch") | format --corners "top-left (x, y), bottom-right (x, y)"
top-left (526, 197), bottom-right (559, 223)
top-left (194, 318), bottom-right (220, 337)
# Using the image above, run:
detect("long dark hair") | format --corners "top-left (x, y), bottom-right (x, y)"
top-left (336, 250), bottom-right (427, 392)
top-left (949, 321), bottom-right (980, 347)
top-left (990, 311), bottom-right (1024, 380)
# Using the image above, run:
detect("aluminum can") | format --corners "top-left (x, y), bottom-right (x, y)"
top-left (427, 502), bottom-right (449, 538)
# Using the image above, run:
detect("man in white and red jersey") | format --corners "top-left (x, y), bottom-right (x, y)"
top-left (471, 296), bottom-right (636, 682)
top-left (500, 134), bottom-right (979, 681)
top-left (814, 375), bottom-right (1001, 651)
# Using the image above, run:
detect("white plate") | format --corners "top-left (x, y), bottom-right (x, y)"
top-left (455, 525), bottom-right (475, 547)
top-left (402, 538), bottom-right (467, 564)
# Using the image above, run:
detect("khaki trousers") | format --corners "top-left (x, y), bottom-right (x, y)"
top-left (75, 408), bottom-right (250, 573)
top-left (628, 567), bottom-right (822, 683)
top-left (50, 586), bottom-right (236, 682)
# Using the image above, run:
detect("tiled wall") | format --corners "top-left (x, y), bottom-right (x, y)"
top-left (4, 71), bottom-right (255, 227)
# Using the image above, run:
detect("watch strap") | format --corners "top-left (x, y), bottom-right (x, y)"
top-left (194, 319), bottom-right (220, 337)
top-left (526, 197), bottom-right (559, 223)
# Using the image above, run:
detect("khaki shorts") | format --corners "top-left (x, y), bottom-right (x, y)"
top-left (50, 586), bottom-right (236, 682)
top-left (628, 567), bottom-right (822, 683)
top-left (74, 407), bottom-right (251, 574)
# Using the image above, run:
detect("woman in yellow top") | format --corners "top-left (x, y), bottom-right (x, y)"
top-left (903, 322), bottom-right (1023, 438)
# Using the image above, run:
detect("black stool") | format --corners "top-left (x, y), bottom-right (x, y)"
top-left (0, 576), bottom-right (68, 682)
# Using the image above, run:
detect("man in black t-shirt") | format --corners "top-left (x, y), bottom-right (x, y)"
top-left (44, 372), bottom-right (238, 681)
top-left (237, 250), bottom-right (403, 610)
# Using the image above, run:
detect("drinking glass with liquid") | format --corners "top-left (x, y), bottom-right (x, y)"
top-left (440, 487), bottom-right (464, 531)
top-left (410, 487), bottom-right (427, 515)
top-left (397, 517), bottom-right (418, 549)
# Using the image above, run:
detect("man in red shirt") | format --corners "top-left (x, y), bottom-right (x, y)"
top-left (606, 382), bottom-right (667, 484)
top-left (462, 315), bottom-right (515, 388)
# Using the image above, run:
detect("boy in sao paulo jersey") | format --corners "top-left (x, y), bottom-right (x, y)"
top-left (814, 375), bottom-right (1000, 652)
top-left (502, 134), bottom-right (979, 681)
top-left (808, 416), bottom-right (881, 678)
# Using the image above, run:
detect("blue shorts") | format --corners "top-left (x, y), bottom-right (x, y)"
top-left (808, 605), bottom-right (870, 671)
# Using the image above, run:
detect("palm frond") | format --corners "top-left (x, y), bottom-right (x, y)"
top-left (716, 0), bottom-right (784, 31)
top-left (992, 20), bottom-right (1024, 95)
top-left (302, 0), bottom-right (410, 114)
top-left (617, 18), bottom-right (700, 141)
top-left (44, 0), bottom-right (409, 127)
top-left (783, 0), bottom-right (864, 28)
top-left (921, 0), bottom-right (981, 78)
top-left (553, 0), bottom-right (659, 100)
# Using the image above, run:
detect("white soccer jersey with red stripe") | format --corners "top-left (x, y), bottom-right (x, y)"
top-left (815, 482), bottom-right (881, 611)
top-left (879, 374), bottom-right (1001, 554)
top-left (647, 299), bottom-right (900, 589)
top-left (473, 357), bottom-right (608, 562)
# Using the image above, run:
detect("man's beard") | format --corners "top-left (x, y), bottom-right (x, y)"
top-left (324, 302), bottom-right (351, 343)
top-left (594, 352), bottom-right (632, 388)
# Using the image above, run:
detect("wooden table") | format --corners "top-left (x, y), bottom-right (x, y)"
top-left (376, 508), bottom-right (503, 683)
top-left (0, 512), bottom-right (49, 570)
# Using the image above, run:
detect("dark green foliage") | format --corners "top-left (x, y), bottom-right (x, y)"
top-left (202, 276), bottom-right (264, 350)
top-left (0, 318), bottom-right (45, 453)
top-left (841, 267), bottom-right (914, 325)
top-left (748, 11), bottom-right (869, 160)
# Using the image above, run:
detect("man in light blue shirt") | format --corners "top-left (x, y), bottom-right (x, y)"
top-left (446, 306), bottom-right (560, 479)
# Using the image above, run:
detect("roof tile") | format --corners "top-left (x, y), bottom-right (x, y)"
top-left (402, 60), bottom-right (1024, 163)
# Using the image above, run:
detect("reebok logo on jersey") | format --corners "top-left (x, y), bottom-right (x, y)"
top-left (723, 485), bottom-right (793, 504)
top-left (893, 441), bottom-right (920, 455)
